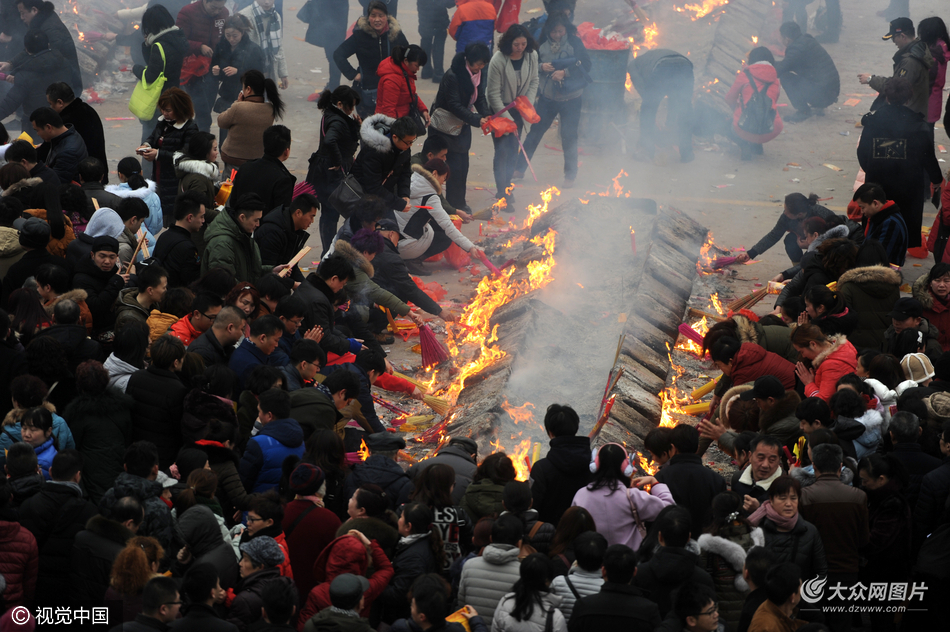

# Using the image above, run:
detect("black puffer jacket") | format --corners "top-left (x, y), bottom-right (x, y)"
top-left (64, 387), bottom-right (135, 504)
top-left (307, 104), bottom-right (361, 198)
top-left (181, 388), bottom-right (239, 445)
top-left (99, 472), bottom-right (174, 550)
top-left (145, 117), bottom-right (200, 212)
top-left (350, 114), bottom-right (413, 212)
top-left (175, 505), bottom-right (240, 590)
top-left (133, 27), bottom-right (190, 93)
top-left (379, 535), bottom-right (440, 623)
top-left (632, 545), bottom-right (715, 617)
top-left (344, 455), bottom-right (414, 510)
top-left (373, 237), bottom-right (442, 315)
top-left (17, 481), bottom-right (98, 601)
top-left (513, 508), bottom-right (556, 555)
top-left (254, 205), bottom-right (309, 283)
top-left (69, 515), bottom-right (135, 606)
top-left (759, 513), bottom-right (827, 581)
top-left (296, 272), bottom-right (353, 356)
top-left (71, 256), bottom-right (125, 335)
top-left (332, 16), bottom-right (409, 91)
top-left (193, 439), bottom-right (250, 521)
top-left (529, 435), bottom-right (593, 525)
top-left (126, 365), bottom-right (187, 469)
top-left (211, 35), bottom-right (267, 106)
top-left (33, 323), bottom-right (103, 372)
top-left (11, 3), bottom-right (82, 93)
top-left (430, 52), bottom-right (490, 153)
top-left (228, 567), bottom-right (283, 628)
top-left (773, 34), bottom-right (840, 108)
top-left (863, 480), bottom-right (912, 581)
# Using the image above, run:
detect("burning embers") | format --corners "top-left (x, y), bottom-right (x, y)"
top-left (674, 0), bottom-right (730, 20)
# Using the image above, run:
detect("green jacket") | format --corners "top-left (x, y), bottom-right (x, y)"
top-left (289, 386), bottom-right (342, 441)
top-left (334, 238), bottom-right (410, 320)
top-left (836, 265), bottom-right (902, 350)
top-left (460, 478), bottom-right (505, 522)
top-left (113, 287), bottom-right (150, 330)
top-left (304, 607), bottom-right (375, 632)
top-left (201, 208), bottom-right (271, 282)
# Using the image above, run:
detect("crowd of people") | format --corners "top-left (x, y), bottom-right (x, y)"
top-left (0, 0), bottom-right (946, 631)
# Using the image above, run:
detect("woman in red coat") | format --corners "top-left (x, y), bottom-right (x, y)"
top-left (725, 47), bottom-right (783, 160)
top-left (792, 323), bottom-right (858, 403)
top-left (0, 482), bottom-right (38, 608)
top-left (913, 263), bottom-right (950, 352)
top-left (376, 44), bottom-right (431, 126)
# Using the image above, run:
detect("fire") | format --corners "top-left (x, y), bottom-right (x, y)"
top-left (509, 438), bottom-right (534, 481)
top-left (675, 0), bottom-right (729, 20)
top-left (710, 292), bottom-right (725, 315)
top-left (625, 72), bottom-right (633, 92)
top-left (501, 400), bottom-right (536, 425)
top-left (638, 452), bottom-right (658, 475)
top-left (698, 235), bottom-right (721, 272)
top-left (523, 186), bottom-right (560, 229)
top-left (659, 342), bottom-right (693, 427)
top-left (751, 35), bottom-right (758, 44)
top-left (675, 316), bottom-right (709, 356)
top-left (357, 438), bottom-right (369, 461)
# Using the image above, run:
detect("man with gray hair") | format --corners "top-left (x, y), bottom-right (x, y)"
top-left (800, 443), bottom-right (869, 632)
top-left (33, 298), bottom-right (103, 371)
top-left (888, 411), bottom-right (942, 509)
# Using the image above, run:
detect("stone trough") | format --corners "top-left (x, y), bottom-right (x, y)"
top-left (441, 196), bottom-right (709, 457)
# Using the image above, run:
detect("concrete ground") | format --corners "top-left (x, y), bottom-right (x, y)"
top-left (15, 0), bottom-right (946, 362)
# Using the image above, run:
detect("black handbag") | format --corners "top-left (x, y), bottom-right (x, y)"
top-left (321, 117), bottom-right (363, 218)
top-left (403, 71), bottom-right (428, 137)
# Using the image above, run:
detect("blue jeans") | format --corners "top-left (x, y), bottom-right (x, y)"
top-left (517, 95), bottom-right (582, 180)
top-left (492, 111), bottom-right (523, 197)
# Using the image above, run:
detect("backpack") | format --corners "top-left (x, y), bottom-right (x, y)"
top-left (518, 520), bottom-right (546, 559)
top-left (737, 68), bottom-right (776, 136)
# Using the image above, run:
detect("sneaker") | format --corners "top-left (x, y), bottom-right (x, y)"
top-left (784, 109), bottom-right (813, 123)
top-left (512, 170), bottom-right (525, 181)
top-left (406, 259), bottom-right (431, 276)
top-left (375, 332), bottom-right (395, 344)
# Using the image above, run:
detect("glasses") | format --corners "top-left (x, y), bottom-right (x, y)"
top-left (247, 516), bottom-right (265, 523)
top-left (699, 604), bottom-right (719, 617)
top-left (396, 136), bottom-right (415, 147)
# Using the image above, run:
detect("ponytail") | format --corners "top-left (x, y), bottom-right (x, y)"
top-left (173, 469), bottom-right (218, 517)
top-left (263, 78), bottom-right (285, 121)
top-left (402, 503), bottom-right (445, 568)
top-left (317, 85), bottom-right (361, 111)
top-left (117, 156), bottom-right (148, 190)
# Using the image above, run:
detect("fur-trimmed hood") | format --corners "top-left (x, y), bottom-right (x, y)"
top-left (812, 334), bottom-right (849, 368)
top-left (334, 238), bottom-right (375, 278)
top-left (734, 314), bottom-right (760, 345)
top-left (360, 113), bottom-right (396, 153)
top-left (173, 153), bottom-right (220, 180)
top-left (697, 527), bottom-right (764, 591)
top-left (837, 265), bottom-right (902, 288)
top-left (106, 180), bottom-right (157, 199)
top-left (43, 289), bottom-right (88, 317)
top-left (808, 224), bottom-right (850, 252)
top-left (1, 177), bottom-right (44, 197)
top-left (410, 163), bottom-right (442, 195)
top-left (356, 15), bottom-right (403, 42)
top-left (719, 384), bottom-right (755, 429)
top-left (912, 273), bottom-right (949, 314)
top-left (2, 401), bottom-right (57, 427)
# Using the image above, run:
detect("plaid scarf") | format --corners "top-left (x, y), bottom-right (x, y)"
top-left (250, 2), bottom-right (281, 60)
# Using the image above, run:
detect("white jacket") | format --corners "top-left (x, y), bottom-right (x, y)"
top-left (864, 378), bottom-right (917, 431)
top-left (398, 165), bottom-right (474, 260)
top-left (492, 592), bottom-right (567, 632)
top-left (549, 567), bottom-right (604, 622)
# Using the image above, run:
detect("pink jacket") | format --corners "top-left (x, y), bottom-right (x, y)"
top-left (725, 62), bottom-right (783, 144)
top-left (928, 40), bottom-right (948, 123)
top-left (572, 482), bottom-right (675, 551)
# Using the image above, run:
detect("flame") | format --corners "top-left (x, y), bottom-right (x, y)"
top-left (710, 292), bottom-right (725, 315)
top-left (751, 35), bottom-right (758, 44)
top-left (625, 72), bottom-right (633, 92)
top-left (357, 438), bottom-right (369, 461)
top-left (596, 170), bottom-right (631, 198)
top-left (698, 235), bottom-right (720, 272)
top-left (501, 400), bottom-right (536, 425)
top-left (638, 452), bottom-right (658, 475)
top-left (675, 316), bottom-right (709, 356)
top-left (659, 342), bottom-right (693, 427)
top-left (509, 438), bottom-right (534, 481)
top-left (579, 199), bottom-right (589, 204)
top-left (675, 0), bottom-right (729, 20)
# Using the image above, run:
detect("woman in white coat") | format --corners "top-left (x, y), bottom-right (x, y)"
top-left (399, 159), bottom-right (484, 272)
top-left (492, 553), bottom-right (567, 632)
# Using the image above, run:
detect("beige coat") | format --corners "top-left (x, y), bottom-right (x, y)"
top-left (217, 97), bottom-right (275, 163)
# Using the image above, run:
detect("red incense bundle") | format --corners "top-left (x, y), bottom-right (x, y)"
top-left (678, 323), bottom-right (704, 346)
top-left (711, 256), bottom-right (737, 270)
top-left (420, 325), bottom-right (449, 367)
top-left (473, 250), bottom-right (501, 276)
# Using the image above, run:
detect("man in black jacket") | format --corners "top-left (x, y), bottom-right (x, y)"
top-left (888, 412), bottom-right (943, 510)
top-left (632, 508), bottom-right (715, 617)
top-left (47, 81), bottom-right (108, 182)
top-left (30, 106), bottom-right (88, 184)
top-left (229, 125), bottom-right (296, 214)
top-left (78, 157), bottom-right (122, 213)
top-left (176, 563), bottom-right (239, 632)
top-left (33, 299), bottom-right (103, 371)
top-left (529, 403), bottom-right (593, 524)
top-left (254, 193), bottom-right (316, 284)
top-left (2, 0), bottom-right (82, 94)
top-left (18, 450), bottom-right (98, 607)
top-left (344, 432), bottom-right (413, 509)
top-left (296, 255), bottom-right (360, 357)
top-left (3, 138), bottom-right (59, 185)
top-left (0, 31), bottom-right (69, 132)
top-left (70, 496), bottom-right (143, 607)
top-left (118, 576), bottom-right (183, 632)
top-left (373, 218), bottom-right (452, 319)
top-left (71, 236), bottom-right (127, 337)
top-left (351, 114), bottom-right (416, 216)
top-left (775, 22), bottom-right (840, 122)
top-left (406, 437), bottom-right (478, 504)
top-left (188, 305), bottom-right (246, 366)
top-left (644, 424), bottom-right (727, 539)
top-left (569, 544), bottom-right (662, 632)
top-left (153, 191), bottom-right (206, 288)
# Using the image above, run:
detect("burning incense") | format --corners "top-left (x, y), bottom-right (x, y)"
top-left (588, 395), bottom-right (617, 440)
top-left (424, 395), bottom-right (450, 416)
top-left (372, 394), bottom-right (411, 417)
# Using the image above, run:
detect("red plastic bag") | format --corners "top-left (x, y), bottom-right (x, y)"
top-left (577, 22), bottom-right (629, 50)
top-left (481, 116), bottom-right (518, 137)
top-left (443, 218), bottom-right (471, 270)
top-left (181, 55), bottom-right (211, 85)
top-left (495, 0), bottom-right (522, 33)
top-left (413, 277), bottom-right (448, 302)
top-left (512, 95), bottom-right (541, 124)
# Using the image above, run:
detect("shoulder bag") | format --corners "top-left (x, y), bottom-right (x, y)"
top-left (323, 116), bottom-right (364, 218)
top-left (403, 71), bottom-right (428, 137)
top-left (129, 43), bottom-right (166, 121)
top-left (627, 488), bottom-right (648, 540)
top-left (429, 107), bottom-right (466, 136)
